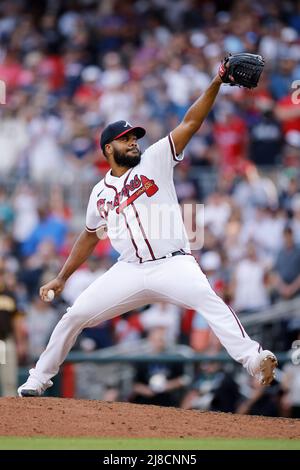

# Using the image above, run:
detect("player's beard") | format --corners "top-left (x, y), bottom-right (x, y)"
top-left (113, 148), bottom-right (141, 168)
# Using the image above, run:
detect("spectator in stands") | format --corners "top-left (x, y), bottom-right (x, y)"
top-left (291, 194), bottom-right (300, 244)
top-left (112, 309), bottom-right (143, 345)
top-left (241, 204), bottom-right (285, 262)
top-left (131, 326), bottom-right (188, 407)
top-left (173, 163), bottom-right (198, 203)
top-left (18, 240), bottom-right (59, 301)
top-left (275, 91), bottom-right (300, 137)
top-left (26, 295), bottom-right (58, 360)
top-left (27, 112), bottom-right (65, 183)
top-left (181, 362), bottom-right (241, 413)
top-left (282, 131), bottom-right (300, 168)
top-left (270, 56), bottom-right (297, 100)
top-left (202, 192), bottom-right (232, 240)
top-left (62, 256), bottom-right (108, 305)
top-left (249, 100), bottom-right (283, 166)
top-left (0, 265), bottom-right (27, 396)
top-left (279, 175), bottom-right (300, 213)
top-left (233, 163), bottom-right (278, 219)
top-left (139, 302), bottom-right (181, 345)
top-left (281, 359), bottom-right (300, 418)
top-left (272, 226), bottom-right (300, 300)
top-left (22, 204), bottom-right (68, 257)
top-left (231, 241), bottom-right (270, 314)
top-left (213, 100), bottom-right (248, 173)
top-left (0, 109), bottom-right (29, 177)
top-left (0, 187), bottom-right (14, 230)
top-left (190, 312), bottom-right (220, 354)
top-left (12, 184), bottom-right (39, 252)
top-left (237, 377), bottom-right (282, 417)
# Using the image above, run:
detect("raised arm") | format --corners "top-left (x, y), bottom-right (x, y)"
top-left (39, 229), bottom-right (99, 301)
top-left (171, 74), bottom-right (222, 155)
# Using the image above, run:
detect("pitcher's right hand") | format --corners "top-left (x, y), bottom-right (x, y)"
top-left (40, 277), bottom-right (65, 302)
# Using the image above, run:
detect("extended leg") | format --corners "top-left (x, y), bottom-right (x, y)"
top-left (147, 256), bottom-right (277, 382)
top-left (18, 262), bottom-right (149, 396)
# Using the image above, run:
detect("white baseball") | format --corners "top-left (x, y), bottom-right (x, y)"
top-left (46, 289), bottom-right (55, 302)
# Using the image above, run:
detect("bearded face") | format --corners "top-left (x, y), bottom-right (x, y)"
top-left (112, 147), bottom-right (142, 168)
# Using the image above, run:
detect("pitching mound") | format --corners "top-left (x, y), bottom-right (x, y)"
top-left (0, 398), bottom-right (299, 439)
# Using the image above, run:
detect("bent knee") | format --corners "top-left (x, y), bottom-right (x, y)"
top-left (187, 281), bottom-right (221, 309)
top-left (61, 306), bottom-right (86, 328)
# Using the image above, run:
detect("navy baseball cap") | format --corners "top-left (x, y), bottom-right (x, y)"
top-left (100, 120), bottom-right (146, 151)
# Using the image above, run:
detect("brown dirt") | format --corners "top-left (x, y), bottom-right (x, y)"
top-left (0, 398), bottom-right (299, 439)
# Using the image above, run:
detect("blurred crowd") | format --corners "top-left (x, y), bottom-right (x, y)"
top-left (0, 0), bottom-right (300, 413)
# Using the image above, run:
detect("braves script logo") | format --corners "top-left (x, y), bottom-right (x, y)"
top-left (97, 175), bottom-right (159, 218)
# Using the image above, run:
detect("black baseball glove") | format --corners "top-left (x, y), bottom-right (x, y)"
top-left (218, 53), bottom-right (265, 89)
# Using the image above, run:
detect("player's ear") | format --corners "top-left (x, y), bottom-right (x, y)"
top-left (104, 143), bottom-right (112, 158)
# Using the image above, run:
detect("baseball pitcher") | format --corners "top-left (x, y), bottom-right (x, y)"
top-left (18, 54), bottom-right (277, 397)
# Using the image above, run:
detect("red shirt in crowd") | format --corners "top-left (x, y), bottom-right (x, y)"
top-left (213, 115), bottom-right (248, 171)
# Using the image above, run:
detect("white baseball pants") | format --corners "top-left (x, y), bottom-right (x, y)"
top-left (29, 255), bottom-right (261, 385)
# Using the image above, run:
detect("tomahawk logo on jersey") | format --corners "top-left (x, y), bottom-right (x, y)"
top-left (96, 174), bottom-right (159, 219)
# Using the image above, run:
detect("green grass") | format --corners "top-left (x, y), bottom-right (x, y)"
top-left (0, 437), bottom-right (299, 450)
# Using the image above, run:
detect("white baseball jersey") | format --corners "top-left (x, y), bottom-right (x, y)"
top-left (85, 134), bottom-right (191, 262)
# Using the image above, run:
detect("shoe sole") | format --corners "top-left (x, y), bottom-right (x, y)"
top-left (260, 355), bottom-right (278, 385)
top-left (19, 389), bottom-right (40, 397)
